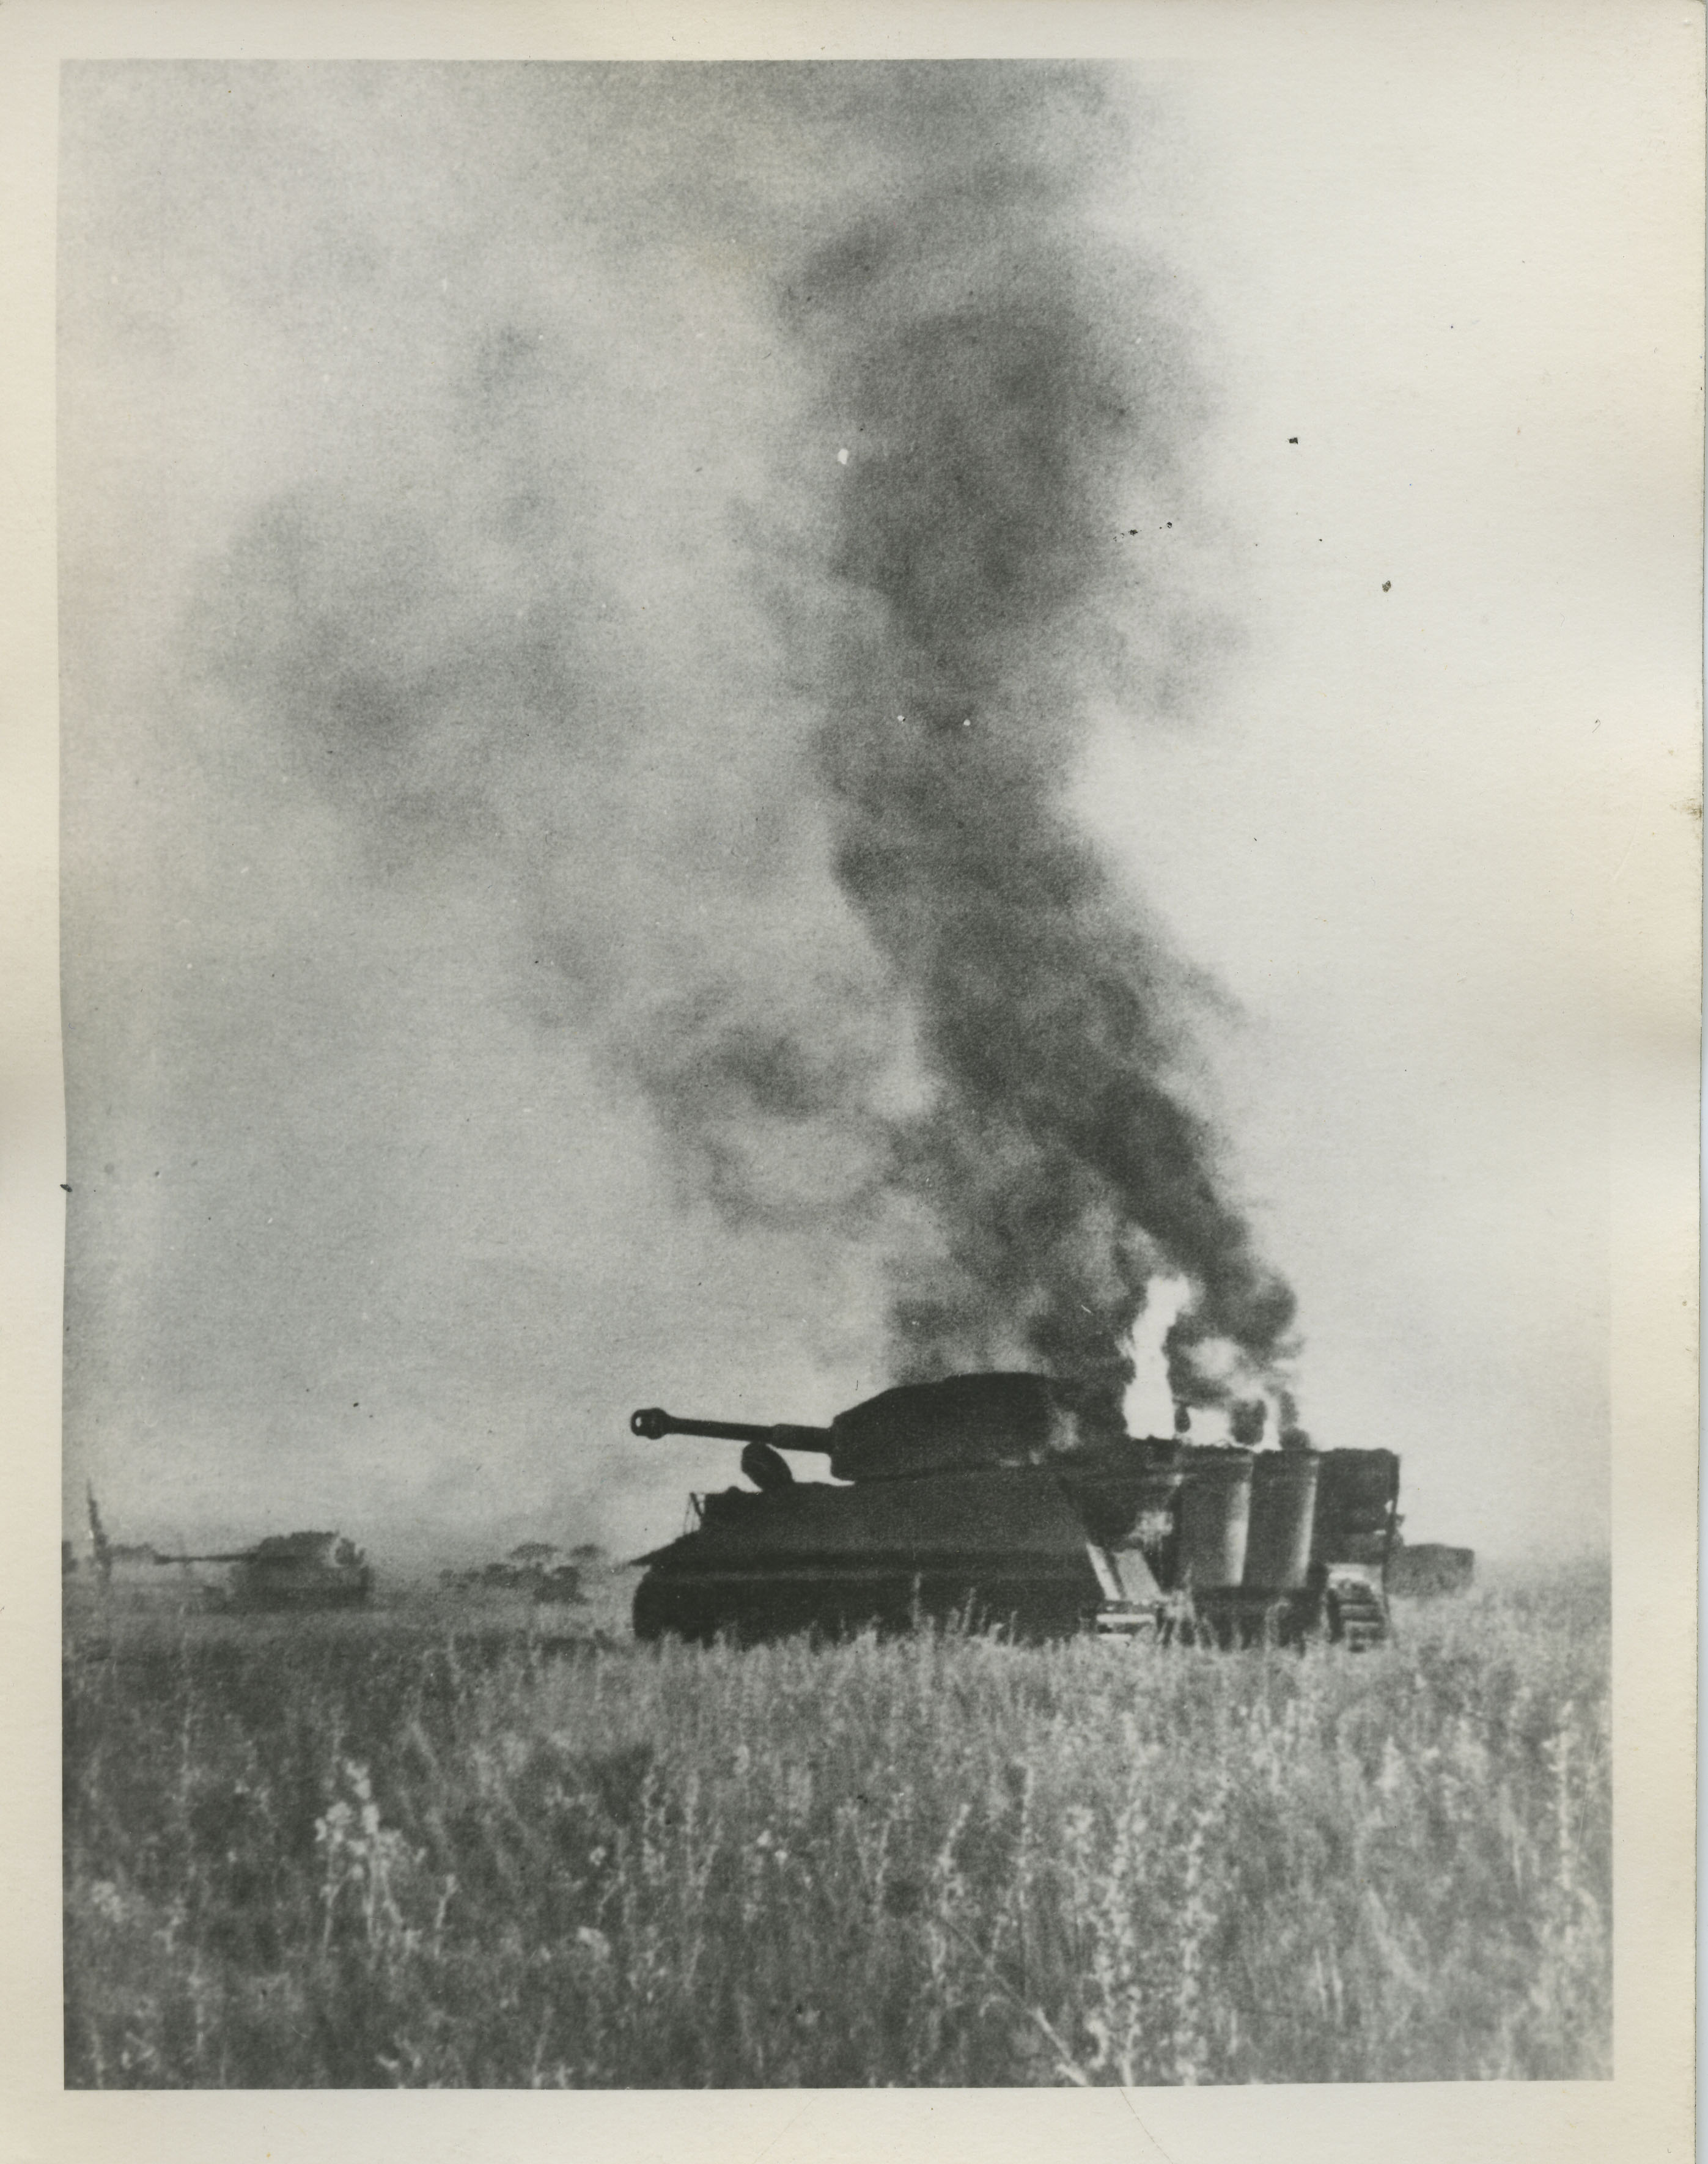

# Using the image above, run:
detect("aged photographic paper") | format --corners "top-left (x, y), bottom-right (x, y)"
top-left (2, 2), bottom-right (1698, 2158)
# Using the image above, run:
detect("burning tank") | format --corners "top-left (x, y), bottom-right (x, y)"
top-left (165, 1531), bottom-right (374, 1613)
top-left (627, 1374), bottom-right (1397, 1649)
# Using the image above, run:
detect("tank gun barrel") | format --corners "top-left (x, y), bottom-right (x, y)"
top-left (629, 1407), bottom-right (833, 1453)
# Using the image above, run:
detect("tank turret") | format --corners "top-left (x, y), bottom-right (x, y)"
top-left (634, 1372), bottom-right (1082, 1482)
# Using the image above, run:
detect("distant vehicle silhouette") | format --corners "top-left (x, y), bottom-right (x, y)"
top-left (1387, 1542), bottom-right (1476, 1597)
top-left (166, 1531), bottom-right (373, 1612)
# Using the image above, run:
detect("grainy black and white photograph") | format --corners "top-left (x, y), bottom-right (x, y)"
top-left (46, 28), bottom-right (1695, 2105)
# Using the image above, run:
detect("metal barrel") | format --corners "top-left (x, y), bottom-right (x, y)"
top-left (1243, 1451), bottom-right (1320, 1589)
top-left (1176, 1448), bottom-right (1254, 1590)
top-left (630, 1407), bottom-right (834, 1452)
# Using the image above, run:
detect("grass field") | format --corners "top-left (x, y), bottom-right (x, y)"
top-left (62, 1564), bottom-right (1610, 2088)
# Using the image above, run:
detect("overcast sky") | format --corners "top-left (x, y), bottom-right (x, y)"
top-left (58, 54), bottom-right (1687, 1566)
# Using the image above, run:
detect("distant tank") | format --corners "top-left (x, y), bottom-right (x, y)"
top-left (1387, 1542), bottom-right (1476, 1597)
top-left (627, 1374), bottom-right (1403, 1650)
top-left (164, 1531), bottom-right (374, 1612)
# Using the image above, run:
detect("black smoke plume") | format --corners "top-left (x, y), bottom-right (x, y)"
top-left (775, 74), bottom-right (1299, 1432)
top-left (174, 68), bottom-right (1303, 1446)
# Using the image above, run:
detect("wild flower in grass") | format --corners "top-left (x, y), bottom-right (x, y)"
top-left (922, 1800), bottom-right (974, 1995)
top-left (314, 1759), bottom-right (425, 1957)
top-left (63, 1567), bottom-right (1611, 2088)
top-left (1375, 1735), bottom-right (1410, 1803)
top-left (86, 1880), bottom-right (130, 1926)
top-left (1171, 1777), bottom-right (1228, 2086)
top-left (1076, 1791), bottom-right (1149, 2087)
top-left (1308, 1943), bottom-right (1347, 2031)
top-left (1524, 1701), bottom-right (1611, 2074)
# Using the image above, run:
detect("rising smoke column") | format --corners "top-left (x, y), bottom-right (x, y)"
top-left (161, 67), bottom-right (1304, 1449)
top-left (779, 81), bottom-right (1298, 1431)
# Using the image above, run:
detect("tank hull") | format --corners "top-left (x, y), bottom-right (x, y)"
top-left (633, 1559), bottom-right (1099, 1645)
top-left (634, 1467), bottom-right (1110, 1644)
top-left (631, 1459), bottom-right (1391, 1650)
top-left (217, 1531), bottom-right (374, 1613)
top-left (219, 1566), bottom-right (374, 1613)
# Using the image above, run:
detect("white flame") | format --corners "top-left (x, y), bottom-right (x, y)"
top-left (1121, 1275), bottom-right (1193, 1439)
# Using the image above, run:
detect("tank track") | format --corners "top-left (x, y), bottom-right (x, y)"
top-left (635, 1570), bottom-right (1394, 1651)
top-left (1325, 1575), bottom-right (1391, 1650)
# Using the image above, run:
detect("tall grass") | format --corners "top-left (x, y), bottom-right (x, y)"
top-left (63, 1567), bottom-right (1610, 2087)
